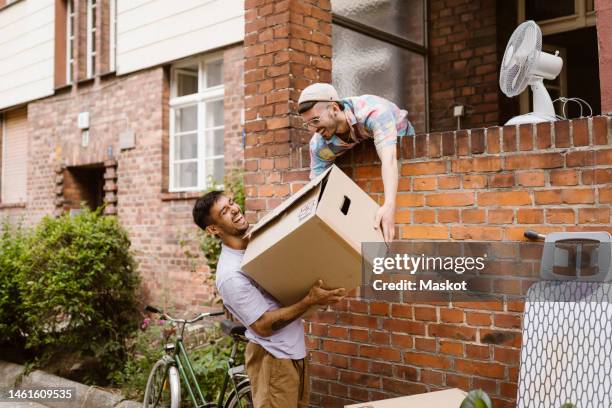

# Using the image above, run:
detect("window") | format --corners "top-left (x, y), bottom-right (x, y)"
top-left (517, 0), bottom-right (600, 117)
top-left (1, 107), bottom-right (28, 204)
top-left (331, 0), bottom-right (428, 133)
top-left (86, 0), bottom-right (97, 78)
top-left (109, 0), bottom-right (116, 71)
top-left (66, 0), bottom-right (75, 83)
top-left (169, 57), bottom-right (224, 192)
top-left (519, 0), bottom-right (596, 35)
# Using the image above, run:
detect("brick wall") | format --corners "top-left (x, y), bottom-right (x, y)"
top-left (243, 0), bottom-right (332, 223)
top-left (428, 0), bottom-right (499, 132)
top-left (223, 46), bottom-right (246, 170)
top-left (303, 116), bottom-right (611, 407)
top-left (1, 43), bottom-right (245, 315)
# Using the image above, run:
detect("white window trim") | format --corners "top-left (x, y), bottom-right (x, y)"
top-left (86, 0), bottom-right (97, 78)
top-left (66, 0), bottom-right (74, 83)
top-left (169, 55), bottom-right (225, 193)
top-left (517, 0), bottom-right (596, 36)
top-left (109, 0), bottom-right (116, 72)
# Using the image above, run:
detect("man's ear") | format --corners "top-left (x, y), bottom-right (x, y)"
top-left (205, 224), bottom-right (220, 237)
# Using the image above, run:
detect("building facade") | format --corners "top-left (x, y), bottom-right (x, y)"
top-left (2, 0), bottom-right (612, 406)
top-left (0, 0), bottom-right (245, 310)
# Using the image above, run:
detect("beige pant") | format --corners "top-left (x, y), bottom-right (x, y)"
top-left (245, 342), bottom-right (310, 408)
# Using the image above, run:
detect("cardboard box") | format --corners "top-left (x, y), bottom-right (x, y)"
top-left (344, 388), bottom-right (467, 407)
top-left (241, 165), bottom-right (384, 306)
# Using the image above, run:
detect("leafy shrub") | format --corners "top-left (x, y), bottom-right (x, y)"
top-left (110, 317), bottom-right (166, 399)
top-left (0, 218), bottom-right (29, 346)
top-left (0, 208), bottom-right (140, 383)
top-left (189, 324), bottom-right (246, 401)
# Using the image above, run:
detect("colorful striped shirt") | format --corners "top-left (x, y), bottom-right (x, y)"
top-left (309, 95), bottom-right (415, 179)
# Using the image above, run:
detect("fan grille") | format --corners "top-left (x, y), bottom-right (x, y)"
top-left (499, 20), bottom-right (542, 97)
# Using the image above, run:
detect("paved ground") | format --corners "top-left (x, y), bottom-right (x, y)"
top-left (0, 403), bottom-right (49, 407)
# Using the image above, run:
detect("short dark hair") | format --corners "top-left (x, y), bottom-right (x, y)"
top-left (298, 100), bottom-right (344, 114)
top-left (298, 100), bottom-right (318, 114)
top-left (193, 190), bottom-right (224, 230)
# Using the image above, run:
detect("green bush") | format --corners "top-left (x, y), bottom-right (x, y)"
top-left (0, 208), bottom-right (140, 383)
top-left (110, 317), bottom-right (166, 399)
top-left (189, 324), bottom-right (246, 401)
top-left (0, 218), bottom-right (29, 346)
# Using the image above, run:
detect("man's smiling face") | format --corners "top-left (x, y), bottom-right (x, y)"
top-left (301, 102), bottom-right (339, 140)
top-left (208, 194), bottom-right (249, 237)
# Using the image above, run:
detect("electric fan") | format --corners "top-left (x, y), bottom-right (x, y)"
top-left (499, 20), bottom-right (563, 125)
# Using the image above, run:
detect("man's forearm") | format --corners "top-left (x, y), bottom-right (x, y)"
top-left (380, 147), bottom-right (398, 207)
top-left (252, 297), bottom-right (312, 337)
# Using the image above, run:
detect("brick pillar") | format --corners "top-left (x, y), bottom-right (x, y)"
top-left (596, 0), bottom-right (612, 114)
top-left (54, 165), bottom-right (65, 217)
top-left (243, 0), bottom-right (332, 222)
top-left (103, 160), bottom-right (118, 215)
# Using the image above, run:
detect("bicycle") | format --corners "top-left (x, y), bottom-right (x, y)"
top-left (142, 305), bottom-right (253, 408)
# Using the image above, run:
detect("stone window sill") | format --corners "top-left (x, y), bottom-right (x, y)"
top-left (0, 202), bottom-right (26, 209)
top-left (161, 191), bottom-right (204, 201)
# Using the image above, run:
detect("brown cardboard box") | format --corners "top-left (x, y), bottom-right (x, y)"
top-left (241, 165), bottom-right (384, 306)
top-left (344, 388), bottom-right (467, 407)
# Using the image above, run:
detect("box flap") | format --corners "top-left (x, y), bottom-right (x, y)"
top-left (344, 388), bottom-right (467, 407)
top-left (244, 165), bottom-right (334, 238)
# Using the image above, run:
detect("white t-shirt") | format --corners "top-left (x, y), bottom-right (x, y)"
top-left (216, 244), bottom-right (306, 359)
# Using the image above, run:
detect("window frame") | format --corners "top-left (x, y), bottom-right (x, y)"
top-left (86, 0), bottom-right (97, 78)
top-left (517, 0), bottom-right (594, 114)
top-left (0, 108), bottom-right (28, 204)
top-left (517, 0), bottom-right (596, 36)
top-left (331, 0), bottom-right (429, 132)
top-left (66, 0), bottom-right (75, 83)
top-left (168, 55), bottom-right (225, 193)
top-left (109, 0), bottom-right (116, 72)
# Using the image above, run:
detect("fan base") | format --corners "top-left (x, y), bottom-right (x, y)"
top-left (505, 112), bottom-right (557, 126)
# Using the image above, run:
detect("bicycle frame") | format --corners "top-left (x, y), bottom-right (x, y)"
top-left (166, 325), bottom-right (247, 408)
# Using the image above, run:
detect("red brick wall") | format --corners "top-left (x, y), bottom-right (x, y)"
top-left (223, 46), bottom-right (245, 170)
top-left (305, 116), bottom-right (611, 407)
top-left (2, 43), bottom-right (245, 315)
top-left (243, 0), bottom-right (332, 223)
top-left (428, 0), bottom-right (499, 132)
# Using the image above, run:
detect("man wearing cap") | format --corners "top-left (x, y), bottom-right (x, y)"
top-left (297, 83), bottom-right (415, 243)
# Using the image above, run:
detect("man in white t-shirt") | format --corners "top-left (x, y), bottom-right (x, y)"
top-left (193, 191), bottom-right (346, 407)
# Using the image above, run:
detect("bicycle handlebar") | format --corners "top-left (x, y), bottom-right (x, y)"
top-left (144, 305), bottom-right (224, 324)
top-left (524, 230), bottom-right (546, 240)
top-left (144, 305), bottom-right (162, 314)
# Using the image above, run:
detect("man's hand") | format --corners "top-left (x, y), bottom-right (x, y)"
top-left (374, 203), bottom-right (396, 243)
top-left (251, 280), bottom-right (346, 337)
top-left (305, 280), bottom-right (346, 306)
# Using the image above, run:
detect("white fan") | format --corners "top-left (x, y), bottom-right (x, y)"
top-left (500, 20), bottom-right (563, 125)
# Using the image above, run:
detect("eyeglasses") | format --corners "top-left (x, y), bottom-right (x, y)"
top-left (301, 104), bottom-right (332, 129)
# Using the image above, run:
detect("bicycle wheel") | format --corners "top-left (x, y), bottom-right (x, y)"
top-left (224, 380), bottom-right (253, 408)
top-left (143, 358), bottom-right (181, 408)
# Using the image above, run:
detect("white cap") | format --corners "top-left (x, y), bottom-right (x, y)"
top-left (298, 83), bottom-right (340, 106)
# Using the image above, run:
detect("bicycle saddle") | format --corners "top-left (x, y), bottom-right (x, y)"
top-left (221, 319), bottom-right (246, 336)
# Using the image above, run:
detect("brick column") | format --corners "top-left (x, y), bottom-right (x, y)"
top-left (596, 0), bottom-right (612, 114)
top-left (103, 160), bottom-right (118, 215)
top-left (243, 0), bottom-right (332, 222)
